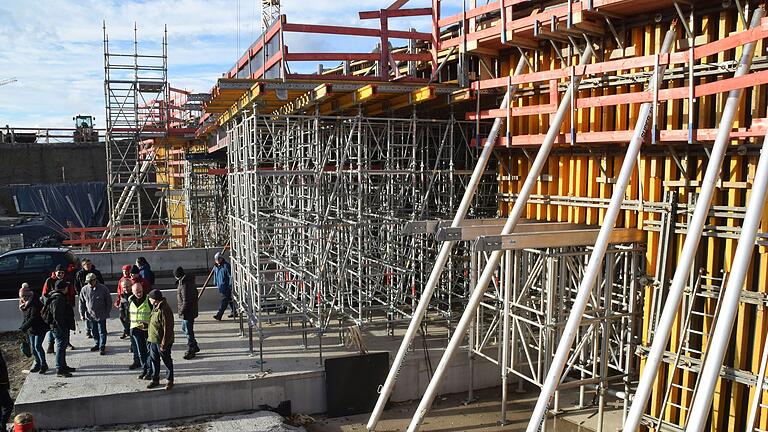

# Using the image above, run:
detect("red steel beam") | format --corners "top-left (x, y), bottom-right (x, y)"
top-left (359, 7), bottom-right (432, 19)
top-left (284, 51), bottom-right (431, 62)
top-left (281, 22), bottom-right (431, 40)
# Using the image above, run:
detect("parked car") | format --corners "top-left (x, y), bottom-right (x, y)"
top-left (0, 247), bottom-right (79, 299)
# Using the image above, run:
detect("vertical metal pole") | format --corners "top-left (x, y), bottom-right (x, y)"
top-left (500, 250), bottom-right (512, 425)
top-left (366, 56), bottom-right (528, 432)
top-left (526, 27), bottom-right (677, 432)
top-left (406, 45), bottom-right (594, 432)
top-left (466, 250), bottom-right (478, 403)
top-left (623, 8), bottom-right (764, 431)
top-left (684, 123), bottom-right (768, 432)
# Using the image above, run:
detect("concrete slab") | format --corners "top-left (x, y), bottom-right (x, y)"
top-left (13, 309), bottom-right (500, 430)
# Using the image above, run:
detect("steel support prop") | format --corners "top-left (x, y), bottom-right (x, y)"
top-left (365, 55), bottom-right (529, 432)
top-left (685, 109), bottom-right (768, 432)
top-left (622, 7), bottom-right (764, 431)
top-left (405, 44), bottom-right (595, 432)
top-left (525, 26), bottom-right (678, 432)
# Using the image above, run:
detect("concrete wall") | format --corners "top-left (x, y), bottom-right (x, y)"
top-left (80, 247), bottom-right (224, 278)
top-left (0, 287), bottom-right (222, 333)
top-left (0, 142), bottom-right (105, 217)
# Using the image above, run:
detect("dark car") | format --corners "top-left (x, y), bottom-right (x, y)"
top-left (0, 247), bottom-right (79, 298)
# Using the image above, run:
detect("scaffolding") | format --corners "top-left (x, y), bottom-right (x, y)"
top-left (226, 111), bottom-right (497, 363)
top-left (102, 24), bottom-right (171, 250)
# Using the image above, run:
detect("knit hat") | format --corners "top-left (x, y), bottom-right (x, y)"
top-left (85, 272), bottom-right (98, 282)
top-left (121, 264), bottom-right (132, 272)
top-left (55, 264), bottom-right (64, 272)
top-left (18, 283), bottom-right (32, 298)
top-left (130, 265), bottom-right (140, 275)
top-left (174, 266), bottom-right (185, 279)
top-left (148, 289), bottom-right (163, 300)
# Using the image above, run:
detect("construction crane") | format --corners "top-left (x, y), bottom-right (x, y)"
top-left (262, 0), bottom-right (279, 30)
top-left (0, 78), bottom-right (17, 87)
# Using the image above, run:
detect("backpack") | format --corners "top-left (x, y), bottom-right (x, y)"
top-left (41, 296), bottom-right (56, 326)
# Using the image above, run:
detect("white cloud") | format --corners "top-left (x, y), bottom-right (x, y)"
top-left (0, 0), bottom-right (464, 128)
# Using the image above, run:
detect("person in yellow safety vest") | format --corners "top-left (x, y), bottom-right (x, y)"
top-left (128, 283), bottom-right (152, 380)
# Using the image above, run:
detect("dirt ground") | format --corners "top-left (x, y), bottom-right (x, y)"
top-left (1, 331), bottom-right (27, 400)
top-left (306, 387), bottom-right (585, 432)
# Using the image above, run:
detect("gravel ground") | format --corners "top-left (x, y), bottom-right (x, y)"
top-left (56, 411), bottom-right (307, 432)
top-left (1, 331), bottom-right (28, 399)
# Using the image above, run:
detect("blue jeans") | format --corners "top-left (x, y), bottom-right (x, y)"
top-left (148, 342), bottom-right (173, 382)
top-left (51, 328), bottom-right (70, 370)
top-left (131, 328), bottom-right (150, 373)
top-left (181, 319), bottom-right (198, 350)
top-left (29, 334), bottom-right (47, 369)
top-left (216, 289), bottom-right (235, 317)
top-left (91, 319), bottom-right (107, 349)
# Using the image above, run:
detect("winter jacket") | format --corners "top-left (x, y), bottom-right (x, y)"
top-left (0, 349), bottom-right (8, 390)
top-left (46, 290), bottom-right (76, 331)
top-left (213, 260), bottom-right (231, 293)
top-left (138, 263), bottom-right (155, 286)
top-left (148, 299), bottom-right (174, 350)
top-left (19, 296), bottom-right (49, 336)
top-left (79, 282), bottom-right (112, 321)
top-left (176, 275), bottom-right (199, 320)
top-left (42, 274), bottom-right (76, 307)
top-left (75, 266), bottom-right (104, 293)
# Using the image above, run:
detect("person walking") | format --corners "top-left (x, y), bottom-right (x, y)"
top-left (114, 265), bottom-right (133, 339)
top-left (44, 279), bottom-right (76, 377)
top-left (18, 283), bottom-right (49, 374)
top-left (175, 267), bottom-right (200, 359)
top-left (79, 273), bottom-right (111, 355)
top-left (147, 289), bottom-right (174, 390)
top-left (0, 348), bottom-right (13, 428)
top-left (76, 259), bottom-right (104, 339)
top-left (212, 252), bottom-right (236, 320)
top-left (128, 283), bottom-right (152, 378)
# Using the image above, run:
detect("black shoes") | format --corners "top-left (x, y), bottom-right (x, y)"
top-left (120, 333), bottom-right (129, 340)
top-left (57, 369), bottom-right (72, 378)
top-left (90, 345), bottom-right (99, 352)
top-left (99, 347), bottom-right (106, 355)
top-left (30, 365), bottom-right (41, 373)
top-left (183, 351), bottom-right (196, 360)
top-left (213, 314), bottom-right (222, 321)
top-left (61, 365), bottom-right (76, 372)
top-left (165, 380), bottom-right (174, 390)
top-left (39, 365), bottom-right (48, 375)
top-left (128, 362), bottom-right (141, 370)
top-left (194, 346), bottom-right (200, 353)
top-left (147, 380), bottom-right (160, 389)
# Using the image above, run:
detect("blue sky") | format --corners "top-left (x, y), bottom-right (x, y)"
top-left (0, 0), bottom-right (463, 128)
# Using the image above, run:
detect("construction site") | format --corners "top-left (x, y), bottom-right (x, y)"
top-left (3, 0), bottom-right (768, 431)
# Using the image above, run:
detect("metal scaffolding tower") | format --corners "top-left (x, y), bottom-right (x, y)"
top-left (102, 23), bottom-right (171, 250)
top-left (226, 111), bottom-right (497, 365)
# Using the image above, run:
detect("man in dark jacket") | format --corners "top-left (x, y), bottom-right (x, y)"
top-left (46, 279), bottom-right (76, 377)
top-left (175, 267), bottom-right (200, 359)
top-left (212, 253), bottom-right (236, 320)
top-left (136, 257), bottom-right (155, 286)
top-left (0, 348), bottom-right (13, 427)
top-left (19, 284), bottom-right (49, 374)
top-left (76, 259), bottom-right (104, 339)
top-left (42, 264), bottom-right (76, 352)
top-left (79, 273), bottom-right (112, 355)
top-left (147, 289), bottom-right (174, 390)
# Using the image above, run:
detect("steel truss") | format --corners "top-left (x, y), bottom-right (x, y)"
top-left (226, 111), bottom-right (497, 363)
top-left (184, 154), bottom-right (228, 248)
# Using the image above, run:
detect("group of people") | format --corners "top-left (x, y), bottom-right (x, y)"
top-left (12, 252), bottom-right (235, 395)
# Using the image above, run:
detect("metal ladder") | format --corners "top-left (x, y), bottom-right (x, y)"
top-left (651, 271), bottom-right (727, 431)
